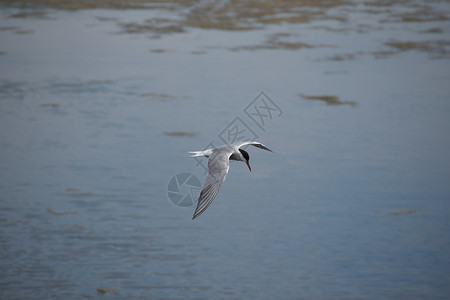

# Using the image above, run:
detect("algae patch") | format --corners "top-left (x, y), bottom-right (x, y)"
top-left (96, 288), bottom-right (117, 294)
top-left (299, 94), bottom-right (356, 106)
top-left (149, 48), bottom-right (167, 53)
top-left (40, 103), bottom-right (60, 108)
top-left (384, 40), bottom-right (450, 58)
top-left (163, 131), bottom-right (199, 137)
top-left (373, 208), bottom-right (419, 216)
top-left (46, 208), bottom-right (80, 216)
top-left (389, 209), bottom-right (418, 216)
top-left (118, 19), bottom-right (185, 36)
top-left (9, 11), bottom-right (50, 19)
top-left (138, 92), bottom-right (178, 102)
top-left (230, 32), bottom-right (320, 51)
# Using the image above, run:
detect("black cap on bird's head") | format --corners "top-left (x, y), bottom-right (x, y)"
top-left (239, 149), bottom-right (251, 171)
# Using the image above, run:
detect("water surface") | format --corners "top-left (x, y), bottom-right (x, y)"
top-left (1, 1), bottom-right (450, 299)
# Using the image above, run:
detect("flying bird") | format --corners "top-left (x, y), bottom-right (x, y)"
top-left (189, 141), bottom-right (273, 219)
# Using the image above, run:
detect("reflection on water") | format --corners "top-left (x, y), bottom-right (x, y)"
top-left (1, 0), bottom-right (450, 299)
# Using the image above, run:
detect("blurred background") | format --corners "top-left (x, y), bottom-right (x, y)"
top-left (1, 1), bottom-right (449, 299)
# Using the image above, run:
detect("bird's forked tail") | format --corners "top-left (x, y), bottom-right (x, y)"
top-left (188, 149), bottom-right (213, 158)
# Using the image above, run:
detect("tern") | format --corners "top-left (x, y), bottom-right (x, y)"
top-left (189, 141), bottom-right (273, 219)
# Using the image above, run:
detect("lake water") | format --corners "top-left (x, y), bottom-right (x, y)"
top-left (1, 1), bottom-right (450, 299)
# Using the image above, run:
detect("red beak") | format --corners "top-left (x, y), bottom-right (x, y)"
top-left (246, 161), bottom-right (251, 171)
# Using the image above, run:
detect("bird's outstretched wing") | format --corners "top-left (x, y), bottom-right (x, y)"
top-left (234, 141), bottom-right (273, 152)
top-left (192, 150), bottom-right (230, 220)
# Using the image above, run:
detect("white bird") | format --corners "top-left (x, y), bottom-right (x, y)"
top-left (189, 141), bottom-right (273, 219)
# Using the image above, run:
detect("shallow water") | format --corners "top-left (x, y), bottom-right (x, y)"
top-left (1, 1), bottom-right (450, 299)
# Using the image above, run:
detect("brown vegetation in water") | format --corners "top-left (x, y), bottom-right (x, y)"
top-left (1, 0), bottom-right (448, 59)
top-left (299, 94), bottom-right (357, 106)
top-left (385, 40), bottom-right (450, 58)
top-left (163, 131), bottom-right (199, 137)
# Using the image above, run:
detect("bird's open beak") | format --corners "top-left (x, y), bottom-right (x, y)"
top-left (246, 161), bottom-right (251, 171)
